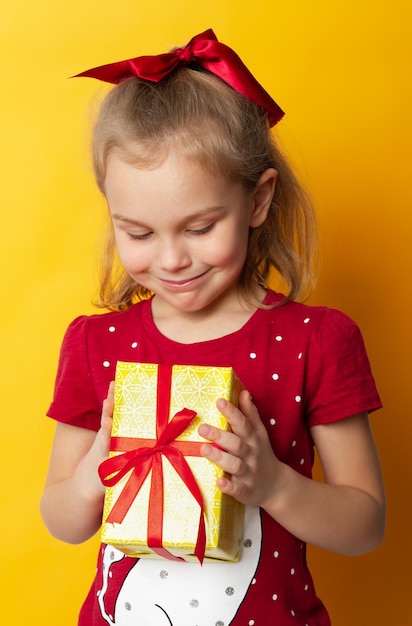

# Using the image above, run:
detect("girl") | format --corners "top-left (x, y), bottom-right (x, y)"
top-left (41, 29), bottom-right (385, 626)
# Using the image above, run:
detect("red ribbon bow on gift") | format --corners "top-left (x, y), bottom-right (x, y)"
top-left (99, 364), bottom-right (207, 563)
top-left (74, 28), bottom-right (284, 127)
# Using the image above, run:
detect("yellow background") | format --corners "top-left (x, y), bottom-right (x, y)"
top-left (1, 1), bottom-right (410, 624)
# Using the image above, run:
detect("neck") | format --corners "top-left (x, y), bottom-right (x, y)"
top-left (151, 286), bottom-right (266, 344)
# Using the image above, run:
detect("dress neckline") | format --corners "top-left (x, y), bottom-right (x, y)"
top-left (140, 290), bottom-right (284, 350)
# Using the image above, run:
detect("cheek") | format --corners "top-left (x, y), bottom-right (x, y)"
top-left (116, 240), bottom-right (148, 275)
top-left (205, 222), bottom-right (249, 265)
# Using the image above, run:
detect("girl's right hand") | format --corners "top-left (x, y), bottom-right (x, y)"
top-left (76, 380), bottom-right (115, 499)
top-left (93, 381), bottom-right (115, 469)
top-left (40, 382), bottom-right (115, 543)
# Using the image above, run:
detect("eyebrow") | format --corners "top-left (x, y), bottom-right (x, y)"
top-left (111, 214), bottom-right (146, 226)
top-left (111, 206), bottom-right (226, 227)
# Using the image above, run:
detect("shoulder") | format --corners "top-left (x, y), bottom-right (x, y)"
top-left (57, 301), bottom-right (149, 371)
top-left (62, 300), bottom-right (147, 343)
top-left (262, 293), bottom-right (372, 376)
top-left (265, 291), bottom-right (358, 330)
top-left (265, 290), bottom-right (361, 339)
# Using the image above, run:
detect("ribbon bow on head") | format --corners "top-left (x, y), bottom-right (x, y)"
top-left (74, 29), bottom-right (284, 127)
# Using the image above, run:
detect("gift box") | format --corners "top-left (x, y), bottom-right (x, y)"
top-left (99, 362), bottom-right (245, 563)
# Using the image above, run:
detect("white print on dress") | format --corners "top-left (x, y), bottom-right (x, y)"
top-left (99, 506), bottom-right (262, 625)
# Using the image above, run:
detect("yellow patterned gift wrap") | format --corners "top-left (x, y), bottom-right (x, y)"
top-left (100, 362), bottom-right (245, 562)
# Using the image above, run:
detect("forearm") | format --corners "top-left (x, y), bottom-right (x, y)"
top-left (41, 405), bottom-right (114, 544)
top-left (40, 454), bottom-right (105, 544)
top-left (263, 462), bottom-right (386, 556)
top-left (202, 397), bottom-right (385, 556)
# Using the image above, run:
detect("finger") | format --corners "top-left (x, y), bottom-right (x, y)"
top-left (200, 441), bottom-right (245, 476)
top-left (216, 475), bottom-right (232, 494)
top-left (238, 389), bottom-right (264, 429)
top-left (215, 397), bottom-right (251, 438)
top-left (102, 382), bottom-right (115, 418)
top-left (100, 381), bottom-right (115, 434)
top-left (198, 422), bottom-right (248, 459)
top-left (106, 381), bottom-right (115, 410)
top-left (216, 472), bottom-right (254, 503)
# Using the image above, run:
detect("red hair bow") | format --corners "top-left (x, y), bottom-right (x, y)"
top-left (74, 29), bottom-right (284, 127)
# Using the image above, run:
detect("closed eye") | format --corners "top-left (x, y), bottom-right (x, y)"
top-left (127, 231), bottom-right (153, 241)
top-left (187, 223), bottom-right (215, 236)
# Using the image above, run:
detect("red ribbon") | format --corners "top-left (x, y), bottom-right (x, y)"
top-left (99, 364), bottom-right (207, 563)
top-left (74, 28), bottom-right (284, 127)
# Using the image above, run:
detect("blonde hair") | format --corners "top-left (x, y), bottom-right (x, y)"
top-left (91, 68), bottom-right (318, 310)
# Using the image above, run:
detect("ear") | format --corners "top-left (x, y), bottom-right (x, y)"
top-left (249, 168), bottom-right (278, 228)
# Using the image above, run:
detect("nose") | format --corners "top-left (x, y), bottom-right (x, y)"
top-left (157, 236), bottom-right (191, 272)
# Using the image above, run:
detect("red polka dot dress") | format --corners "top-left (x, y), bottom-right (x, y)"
top-left (48, 291), bottom-right (381, 625)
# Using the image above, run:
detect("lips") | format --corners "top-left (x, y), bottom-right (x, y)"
top-left (159, 269), bottom-right (210, 288)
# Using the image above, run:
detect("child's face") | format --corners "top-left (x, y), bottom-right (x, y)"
top-left (104, 151), bottom-right (270, 317)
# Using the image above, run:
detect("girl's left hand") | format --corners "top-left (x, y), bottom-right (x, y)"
top-left (199, 389), bottom-right (280, 508)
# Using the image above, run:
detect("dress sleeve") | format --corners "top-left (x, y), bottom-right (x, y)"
top-left (305, 308), bottom-right (382, 426)
top-left (47, 316), bottom-right (101, 431)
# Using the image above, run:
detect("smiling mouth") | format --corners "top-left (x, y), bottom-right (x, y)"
top-left (160, 270), bottom-right (210, 287)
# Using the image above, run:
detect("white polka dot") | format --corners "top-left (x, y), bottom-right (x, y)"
top-left (103, 361), bottom-right (110, 368)
top-left (304, 317), bottom-right (310, 324)
top-left (291, 568), bottom-right (295, 575)
top-left (131, 342), bottom-right (138, 348)
top-left (270, 418), bottom-right (276, 426)
top-left (291, 609), bottom-right (296, 616)
top-left (273, 550), bottom-right (279, 558)
top-left (304, 584), bottom-right (309, 591)
top-left (275, 335), bottom-right (283, 342)
top-left (292, 440), bottom-right (297, 447)
top-left (295, 395), bottom-right (302, 402)
top-left (249, 621), bottom-right (255, 626)
top-left (272, 373), bottom-right (279, 380)
top-left (300, 458), bottom-right (305, 465)
top-left (108, 326), bottom-right (116, 332)
top-left (272, 594), bottom-right (278, 601)
top-left (298, 352), bottom-right (303, 359)
top-left (252, 578), bottom-right (256, 585)
top-left (249, 352), bottom-right (257, 359)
